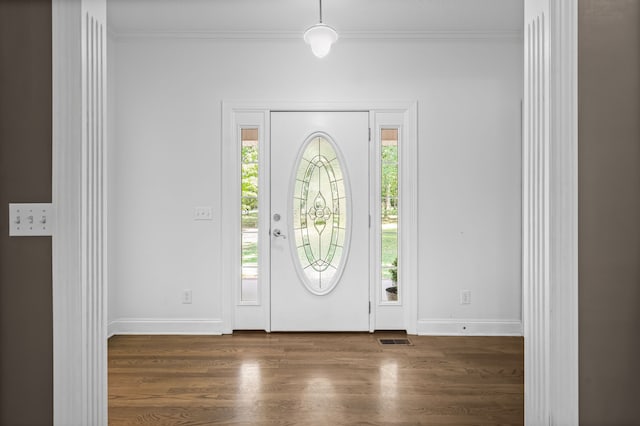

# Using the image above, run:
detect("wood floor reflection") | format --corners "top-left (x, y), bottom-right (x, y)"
top-left (108, 332), bottom-right (523, 425)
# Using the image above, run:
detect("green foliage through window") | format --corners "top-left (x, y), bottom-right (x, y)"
top-left (241, 131), bottom-right (259, 302)
top-left (381, 145), bottom-right (398, 218)
top-left (241, 145), bottom-right (259, 213)
top-left (381, 130), bottom-right (399, 300)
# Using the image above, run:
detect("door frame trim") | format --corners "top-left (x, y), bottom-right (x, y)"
top-left (221, 101), bottom-right (418, 334)
top-left (523, 1), bottom-right (579, 423)
top-left (52, 0), bottom-right (108, 424)
top-left (51, 3), bottom-right (579, 424)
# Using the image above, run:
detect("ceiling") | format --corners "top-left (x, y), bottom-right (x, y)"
top-left (107, 0), bottom-right (524, 36)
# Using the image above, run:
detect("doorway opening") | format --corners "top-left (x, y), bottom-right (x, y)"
top-left (223, 103), bottom-right (418, 333)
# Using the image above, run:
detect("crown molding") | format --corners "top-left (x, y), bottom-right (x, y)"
top-left (107, 28), bottom-right (523, 41)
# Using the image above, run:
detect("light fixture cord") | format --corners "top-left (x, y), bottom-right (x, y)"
top-left (319, 0), bottom-right (323, 23)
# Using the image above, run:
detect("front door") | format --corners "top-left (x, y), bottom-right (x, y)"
top-left (270, 111), bottom-right (370, 331)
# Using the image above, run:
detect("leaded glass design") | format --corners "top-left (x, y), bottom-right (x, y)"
top-left (292, 135), bottom-right (348, 294)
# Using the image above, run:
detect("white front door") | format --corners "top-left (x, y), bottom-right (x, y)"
top-left (270, 111), bottom-right (370, 331)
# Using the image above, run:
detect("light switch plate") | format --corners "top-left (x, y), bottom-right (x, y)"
top-left (9, 203), bottom-right (54, 236)
top-left (194, 206), bottom-right (213, 221)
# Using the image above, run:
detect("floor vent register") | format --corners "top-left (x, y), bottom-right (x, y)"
top-left (378, 338), bottom-right (412, 346)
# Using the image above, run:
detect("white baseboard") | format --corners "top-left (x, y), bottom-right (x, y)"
top-left (107, 318), bottom-right (224, 337)
top-left (107, 318), bottom-right (521, 337)
top-left (417, 319), bottom-right (523, 336)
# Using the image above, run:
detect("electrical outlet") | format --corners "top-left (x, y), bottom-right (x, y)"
top-left (9, 203), bottom-right (53, 236)
top-left (182, 289), bottom-right (192, 304)
top-left (460, 290), bottom-right (471, 305)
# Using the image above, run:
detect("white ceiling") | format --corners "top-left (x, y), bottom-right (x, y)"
top-left (107, 0), bottom-right (523, 35)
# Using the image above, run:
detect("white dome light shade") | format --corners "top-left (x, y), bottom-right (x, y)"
top-left (304, 24), bottom-right (338, 58)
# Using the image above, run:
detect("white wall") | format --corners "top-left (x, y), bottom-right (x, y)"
top-left (108, 35), bottom-right (523, 334)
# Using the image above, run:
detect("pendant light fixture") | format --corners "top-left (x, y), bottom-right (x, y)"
top-left (303, 0), bottom-right (338, 58)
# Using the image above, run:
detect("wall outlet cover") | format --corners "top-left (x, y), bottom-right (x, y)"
top-left (182, 289), bottom-right (192, 304)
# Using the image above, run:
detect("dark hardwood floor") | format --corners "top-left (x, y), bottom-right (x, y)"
top-left (108, 332), bottom-right (523, 425)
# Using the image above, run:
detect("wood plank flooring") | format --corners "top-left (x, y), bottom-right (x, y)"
top-left (109, 332), bottom-right (523, 425)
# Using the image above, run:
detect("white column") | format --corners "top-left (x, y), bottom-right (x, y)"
top-left (548, 1), bottom-right (579, 424)
top-left (523, 1), bottom-right (578, 424)
top-left (52, 0), bottom-right (108, 424)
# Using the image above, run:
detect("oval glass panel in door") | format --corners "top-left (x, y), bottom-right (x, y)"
top-left (292, 134), bottom-right (350, 295)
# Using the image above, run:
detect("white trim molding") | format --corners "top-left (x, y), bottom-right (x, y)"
top-left (523, 0), bottom-right (578, 425)
top-left (548, 1), bottom-right (579, 424)
top-left (108, 319), bottom-right (224, 337)
top-left (52, 0), bottom-right (108, 424)
top-left (523, 5), bottom-right (551, 423)
top-left (417, 319), bottom-right (523, 336)
top-left (109, 29), bottom-right (523, 42)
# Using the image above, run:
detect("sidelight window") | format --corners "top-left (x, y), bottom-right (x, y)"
top-left (381, 128), bottom-right (399, 303)
top-left (241, 128), bottom-right (259, 303)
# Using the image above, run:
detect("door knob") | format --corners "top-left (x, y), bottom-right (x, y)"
top-left (272, 228), bottom-right (287, 239)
